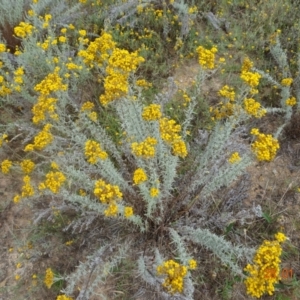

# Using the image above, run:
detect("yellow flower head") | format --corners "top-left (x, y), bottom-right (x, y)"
top-left (39, 171), bottom-right (66, 193)
top-left (44, 268), bottom-right (54, 289)
top-left (51, 162), bottom-right (59, 170)
top-left (285, 97), bottom-right (296, 106)
top-left (241, 57), bottom-right (253, 73)
top-left (24, 124), bottom-right (53, 151)
top-left (1, 159), bottom-right (12, 174)
top-left (218, 85), bottom-right (235, 101)
top-left (244, 98), bottom-right (266, 118)
top-left (81, 101), bottom-right (95, 111)
top-left (281, 78), bottom-right (293, 87)
top-left (14, 22), bottom-right (34, 38)
top-left (104, 203), bottom-right (118, 217)
top-left (133, 168), bottom-right (148, 184)
top-left (85, 140), bottom-right (108, 164)
top-left (251, 129), bottom-right (279, 161)
top-left (136, 79), bottom-right (152, 88)
top-left (13, 194), bottom-right (21, 203)
top-left (196, 46), bottom-right (217, 69)
top-left (21, 175), bottom-right (35, 197)
top-left (0, 134), bottom-right (8, 147)
top-left (274, 232), bottom-right (286, 243)
top-left (157, 259), bottom-right (188, 294)
top-left (142, 104), bottom-right (162, 121)
top-left (240, 71), bottom-right (261, 88)
top-left (159, 118), bottom-right (181, 143)
top-left (124, 206), bottom-right (133, 218)
top-left (88, 111), bottom-right (98, 122)
top-left (57, 295), bottom-right (73, 300)
top-left (172, 139), bottom-right (188, 158)
top-left (94, 179), bottom-right (122, 204)
top-left (0, 43), bottom-right (6, 52)
top-left (244, 233), bottom-right (286, 298)
top-left (78, 29), bottom-right (87, 36)
top-left (228, 152), bottom-right (241, 163)
top-left (20, 159), bottom-right (35, 174)
top-left (150, 187), bottom-right (159, 197)
top-left (131, 137), bottom-right (157, 158)
top-left (188, 259), bottom-right (197, 270)
top-left (58, 36), bottom-right (67, 43)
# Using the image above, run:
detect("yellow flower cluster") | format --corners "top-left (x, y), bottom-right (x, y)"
top-left (218, 85), bottom-right (235, 101)
top-left (159, 118), bottom-right (181, 142)
top-left (188, 5), bottom-right (198, 14)
top-left (34, 68), bottom-right (67, 96)
top-left (210, 102), bottom-right (236, 120)
top-left (182, 92), bottom-right (191, 103)
top-left (0, 134), bottom-right (8, 147)
top-left (1, 159), bottom-right (12, 174)
top-left (157, 259), bottom-right (197, 294)
top-left (24, 124), bottom-right (53, 151)
top-left (39, 171), bottom-right (66, 193)
top-left (13, 194), bottom-right (21, 203)
top-left (150, 187), bottom-right (159, 197)
top-left (81, 101), bottom-right (95, 111)
top-left (131, 137), bottom-right (157, 158)
top-left (108, 48), bottom-right (145, 73)
top-left (281, 78), bottom-right (293, 86)
top-left (78, 32), bottom-right (116, 67)
top-left (78, 189), bottom-right (86, 196)
top-left (32, 68), bottom-right (67, 124)
top-left (99, 71), bottom-right (128, 106)
top-left (0, 54), bottom-right (12, 96)
top-left (84, 140), bottom-right (108, 164)
top-left (0, 79), bottom-right (12, 97)
top-left (32, 97), bottom-right (58, 124)
top-left (56, 295), bottom-right (73, 300)
top-left (243, 98), bottom-right (266, 118)
top-left (13, 67), bottom-right (24, 92)
top-left (228, 152), bottom-right (241, 163)
top-left (241, 57), bottom-right (253, 73)
top-left (285, 96), bottom-right (296, 106)
top-left (172, 139), bottom-right (188, 158)
top-left (44, 268), bottom-right (54, 289)
top-left (188, 259), bottom-right (197, 270)
top-left (157, 260), bottom-right (187, 293)
top-left (51, 162), bottom-right (59, 169)
top-left (66, 61), bottom-right (82, 71)
top-left (159, 118), bottom-right (187, 158)
top-left (80, 102), bottom-right (97, 121)
top-left (88, 111), bottom-right (98, 122)
top-left (251, 128), bottom-right (280, 161)
top-left (240, 59), bottom-right (261, 94)
top-left (94, 179), bottom-right (123, 217)
top-left (0, 43), bottom-right (6, 52)
top-left (94, 180), bottom-right (123, 203)
top-left (124, 206), bottom-right (134, 218)
top-left (240, 71), bottom-right (261, 89)
top-left (133, 168), bottom-right (148, 184)
top-left (100, 47), bottom-right (144, 106)
top-left (196, 46), bottom-right (218, 69)
top-left (136, 79), bottom-right (152, 88)
top-left (42, 14), bottom-right (52, 28)
top-left (142, 104), bottom-right (162, 121)
top-left (138, 103), bottom-right (188, 157)
top-left (244, 232), bottom-right (286, 298)
top-left (14, 22), bottom-right (34, 38)
top-left (104, 204), bottom-right (118, 217)
top-left (21, 175), bottom-right (35, 197)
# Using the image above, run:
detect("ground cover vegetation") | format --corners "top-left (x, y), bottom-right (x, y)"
top-left (0, 0), bottom-right (300, 299)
